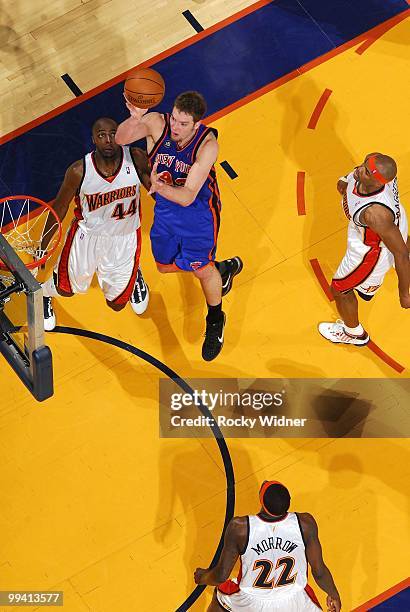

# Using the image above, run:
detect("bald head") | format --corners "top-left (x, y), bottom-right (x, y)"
top-left (260, 481), bottom-right (290, 516)
top-left (371, 153), bottom-right (397, 183)
top-left (92, 117), bottom-right (118, 133)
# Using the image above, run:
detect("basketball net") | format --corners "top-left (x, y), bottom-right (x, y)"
top-left (0, 195), bottom-right (62, 284)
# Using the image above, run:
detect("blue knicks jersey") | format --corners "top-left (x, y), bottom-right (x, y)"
top-left (148, 114), bottom-right (221, 215)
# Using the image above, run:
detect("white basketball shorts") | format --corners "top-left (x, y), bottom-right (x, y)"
top-left (332, 223), bottom-right (400, 296)
top-left (216, 586), bottom-right (321, 611)
top-left (56, 220), bottom-right (141, 304)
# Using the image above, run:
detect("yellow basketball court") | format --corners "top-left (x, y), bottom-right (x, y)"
top-left (0, 1), bottom-right (409, 610)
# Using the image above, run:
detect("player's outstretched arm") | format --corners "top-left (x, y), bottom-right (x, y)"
top-left (115, 98), bottom-right (159, 144)
top-left (299, 513), bottom-right (341, 612)
top-left (131, 148), bottom-right (152, 191)
top-left (40, 160), bottom-right (83, 252)
top-left (194, 517), bottom-right (246, 586)
top-left (149, 137), bottom-right (218, 206)
top-left (362, 205), bottom-right (410, 308)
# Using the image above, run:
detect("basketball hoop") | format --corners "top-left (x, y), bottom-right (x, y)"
top-left (0, 195), bottom-right (62, 275)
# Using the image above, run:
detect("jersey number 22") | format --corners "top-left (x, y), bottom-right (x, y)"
top-left (252, 557), bottom-right (297, 589)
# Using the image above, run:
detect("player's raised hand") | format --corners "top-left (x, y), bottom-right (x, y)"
top-left (327, 594), bottom-right (341, 612)
top-left (149, 161), bottom-right (172, 195)
top-left (123, 94), bottom-right (148, 120)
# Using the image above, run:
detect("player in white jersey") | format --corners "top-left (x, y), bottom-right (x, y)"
top-left (194, 481), bottom-right (341, 612)
top-left (40, 118), bottom-right (151, 330)
top-left (318, 152), bottom-right (410, 345)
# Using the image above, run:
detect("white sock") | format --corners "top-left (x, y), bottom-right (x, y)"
top-left (42, 275), bottom-right (59, 298)
top-left (343, 323), bottom-right (364, 336)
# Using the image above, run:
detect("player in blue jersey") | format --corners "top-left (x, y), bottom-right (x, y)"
top-left (116, 91), bottom-right (243, 361)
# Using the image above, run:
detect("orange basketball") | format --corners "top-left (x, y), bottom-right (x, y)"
top-left (124, 68), bottom-right (165, 109)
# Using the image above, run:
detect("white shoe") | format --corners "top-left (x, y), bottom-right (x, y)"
top-left (43, 296), bottom-right (56, 331)
top-left (318, 319), bottom-right (369, 345)
top-left (130, 269), bottom-right (149, 315)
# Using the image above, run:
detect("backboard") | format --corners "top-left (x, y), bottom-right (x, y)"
top-left (0, 233), bottom-right (53, 401)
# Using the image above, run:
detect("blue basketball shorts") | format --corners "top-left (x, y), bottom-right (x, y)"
top-left (150, 200), bottom-right (219, 271)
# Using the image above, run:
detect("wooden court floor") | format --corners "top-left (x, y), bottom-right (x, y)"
top-left (1, 1), bottom-right (409, 610)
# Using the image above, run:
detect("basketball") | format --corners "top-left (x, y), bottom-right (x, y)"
top-left (124, 68), bottom-right (165, 109)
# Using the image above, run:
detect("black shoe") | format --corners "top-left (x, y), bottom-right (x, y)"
top-left (217, 256), bottom-right (243, 297)
top-left (202, 312), bottom-right (226, 361)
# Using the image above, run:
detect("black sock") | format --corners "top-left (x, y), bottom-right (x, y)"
top-left (206, 302), bottom-right (223, 324)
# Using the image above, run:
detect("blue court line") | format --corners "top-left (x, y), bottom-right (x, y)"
top-left (0, 0), bottom-right (408, 205)
top-left (372, 586), bottom-right (410, 610)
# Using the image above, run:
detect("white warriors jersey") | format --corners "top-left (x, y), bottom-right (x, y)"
top-left (238, 513), bottom-right (308, 600)
top-left (341, 171), bottom-right (408, 246)
top-left (74, 146), bottom-right (141, 236)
